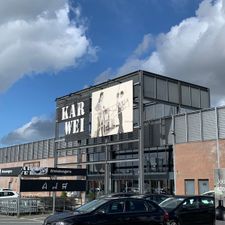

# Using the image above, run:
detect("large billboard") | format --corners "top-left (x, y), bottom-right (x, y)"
top-left (91, 80), bottom-right (133, 137)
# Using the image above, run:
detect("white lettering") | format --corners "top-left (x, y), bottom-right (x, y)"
top-left (65, 121), bottom-right (73, 135)
top-left (62, 106), bottom-right (69, 120)
top-left (80, 117), bottom-right (84, 132)
top-left (77, 102), bottom-right (85, 116)
top-left (52, 183), bottom-right (58, 190)
top-left (62, 183), bottom-right (68, 190)
top-left (73, 119), bottom-right (80, 133)
top-left (42, 183), bottom-right (48, 190)
top-left (69, 104), bottom-right (76, 118)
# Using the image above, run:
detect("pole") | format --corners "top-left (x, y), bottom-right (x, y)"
top-left (138, 71), bottom-right (144, 194)
top-left (171, 115), bottom-right (176, 195)
top-left (53, 120), bottom-right (59, 214)
top-left (17, 174), bottom-right (21, 218)
top-left (215, 107), bottom-right (220, 169)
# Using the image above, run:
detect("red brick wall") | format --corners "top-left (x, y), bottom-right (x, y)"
top-left (174, 140), bottom-right (225, 195)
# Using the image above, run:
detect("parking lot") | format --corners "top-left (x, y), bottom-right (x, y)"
top-left (0, 214), bottom-right (48, 225)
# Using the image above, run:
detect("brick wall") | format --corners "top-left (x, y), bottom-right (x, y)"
top-left (175, 140), bottom-right (225, 195)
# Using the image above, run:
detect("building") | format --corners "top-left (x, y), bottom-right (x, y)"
top-left (0, 70), bottom-right (214, 196)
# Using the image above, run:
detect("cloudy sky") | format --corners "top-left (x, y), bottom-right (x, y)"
top-left (0, 0), bottom-right (224, 146)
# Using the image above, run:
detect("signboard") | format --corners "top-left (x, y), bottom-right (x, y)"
top-left (21, 167), bottom-right (87, 176)
top-left (20, 179), bottom-right (86, 192)
top-left (91, 80), bottom-right (133, 137)
top-left (57, 98), bottom-right (90, 141)
top-left (0, 167), bottom-right (22, 176)
top-left (215, 169), bottom-right (225, 223)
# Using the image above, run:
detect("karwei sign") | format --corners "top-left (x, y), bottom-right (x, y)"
top-left (57, 98), bottom-right (89, 141)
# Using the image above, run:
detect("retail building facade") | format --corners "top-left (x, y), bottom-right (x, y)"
top-left (0, 70), bottom-right (216, 196)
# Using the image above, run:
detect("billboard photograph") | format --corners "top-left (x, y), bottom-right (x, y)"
top-left (91, 80), bottom-right (133, 137)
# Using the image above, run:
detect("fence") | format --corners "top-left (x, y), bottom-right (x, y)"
top-left (0, 197), bottom-right (81, 215)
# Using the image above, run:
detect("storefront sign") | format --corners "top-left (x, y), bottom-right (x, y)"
top-left (57, 98), bottom-right (89, 141)
top-left (21, 167), bottom-right (87, 176)
top-left (20, 179), bottom-right (86, 192)
top-left (91, 80), bottom-right (133, 137)
top-left (0, 167), bottom-right (22, 176)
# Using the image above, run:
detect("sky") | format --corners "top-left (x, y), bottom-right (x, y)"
top-left (0, 0), bottom-right (225, 146)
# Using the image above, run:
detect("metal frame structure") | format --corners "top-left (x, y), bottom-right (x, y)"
top-left (54, 70), bottom-right (210, 195)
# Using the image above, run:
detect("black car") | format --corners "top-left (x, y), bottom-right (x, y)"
top-left (159, 195), bottom-right (215, 225)
top-left (43, 197), bottom-right (169, 225)
top-left (142, 194), bottom-right (172, 204)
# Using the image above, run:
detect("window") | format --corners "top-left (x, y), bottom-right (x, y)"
top-left (182, 198), bottom-right (198, 209)
top-left (185, 179), bottom-right (195, 195)
top-left (199, 197), bottom-right (214, 208)
top-left (126, 199), bottom-right (148, 212)
top-left (198, 179), bottom-right (209, 195)
top-left (99, 200), bottom-right (125, 214)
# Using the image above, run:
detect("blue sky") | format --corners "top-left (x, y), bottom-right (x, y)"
top-left (0, 0), bottom-right (225, 146)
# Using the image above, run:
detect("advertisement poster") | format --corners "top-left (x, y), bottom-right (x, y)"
top-left (91, 80), bottom-right (133, 137)
top-left (215, 169), bottom-right (225, 224)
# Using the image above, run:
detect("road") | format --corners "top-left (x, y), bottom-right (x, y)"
top-left (0, 214), bottom-right (48, 225)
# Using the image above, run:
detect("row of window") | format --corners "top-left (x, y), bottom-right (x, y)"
top-left (185, 179), bottom-right (209, 195)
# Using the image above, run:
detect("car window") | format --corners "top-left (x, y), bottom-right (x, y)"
top-left (98, 200), bottom-right (125, 214)
top-left (160, 198), bottom-right (184, 209)
top-left (7, 192), bottom-right (14, 196)
top-left (182, 198), bottom-right (198, 209)
top-left (126, 199), bottom-right (148, 212)
top-left (76, 198), bottom-right (109, 213)
top-left (147, 201), bottom-right (158, 212)
top-left (199, 197), bottom-right (214, 208)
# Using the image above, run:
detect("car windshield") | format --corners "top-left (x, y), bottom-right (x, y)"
top-left (159, 197), bottom-right (184, 210)
top-left (76, 198), bottom-right (109, 213)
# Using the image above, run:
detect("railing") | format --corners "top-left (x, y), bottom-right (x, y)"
top-left (0, 197), bottom-right (82, 215)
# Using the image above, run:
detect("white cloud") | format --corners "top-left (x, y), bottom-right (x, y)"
top-left (144, 0), bottom-right (225, 105)
top-left (98, 0), bottom-right (225, 106)
top-left (0, 0), bottom-right (97, 92)
top-left (0, 116), bottom-right (54, 145)
top-left (94, 68), bottom-right (113, 84)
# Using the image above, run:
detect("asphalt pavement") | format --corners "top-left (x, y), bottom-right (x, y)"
top-left (0, 214), bottom-right (49, 225)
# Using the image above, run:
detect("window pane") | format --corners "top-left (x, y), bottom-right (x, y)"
top-left (185, 180), bottom-right (195, 195)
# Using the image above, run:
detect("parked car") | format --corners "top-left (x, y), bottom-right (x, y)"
top-left (159, 195), bottom-right (215, 225)
top-left (0, 189), bottom-right (19, 199)
top-left (202, 190), bottom-right (215, 197)
top-left (141, 194), bottom-right (172, 204)
top-left (43, 197), bottom-right (169, 225)
top-left (98, 192), bottom-right (137, 199)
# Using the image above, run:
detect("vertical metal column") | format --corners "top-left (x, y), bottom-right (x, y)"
top-left (17, 174), bottom-right (21, 218)
top-left (53, 119), bottom-right (59, 214)
top-left (104, 137), bottom-right (111, 195)
top-left (138, 71), bottom-right (144, 194)
top-left (215, 107), bottom-right (220, 169)
top-left (104, 138), bottom-right (109, 195)
top-left (171, 115), bottom-right (176, 194)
